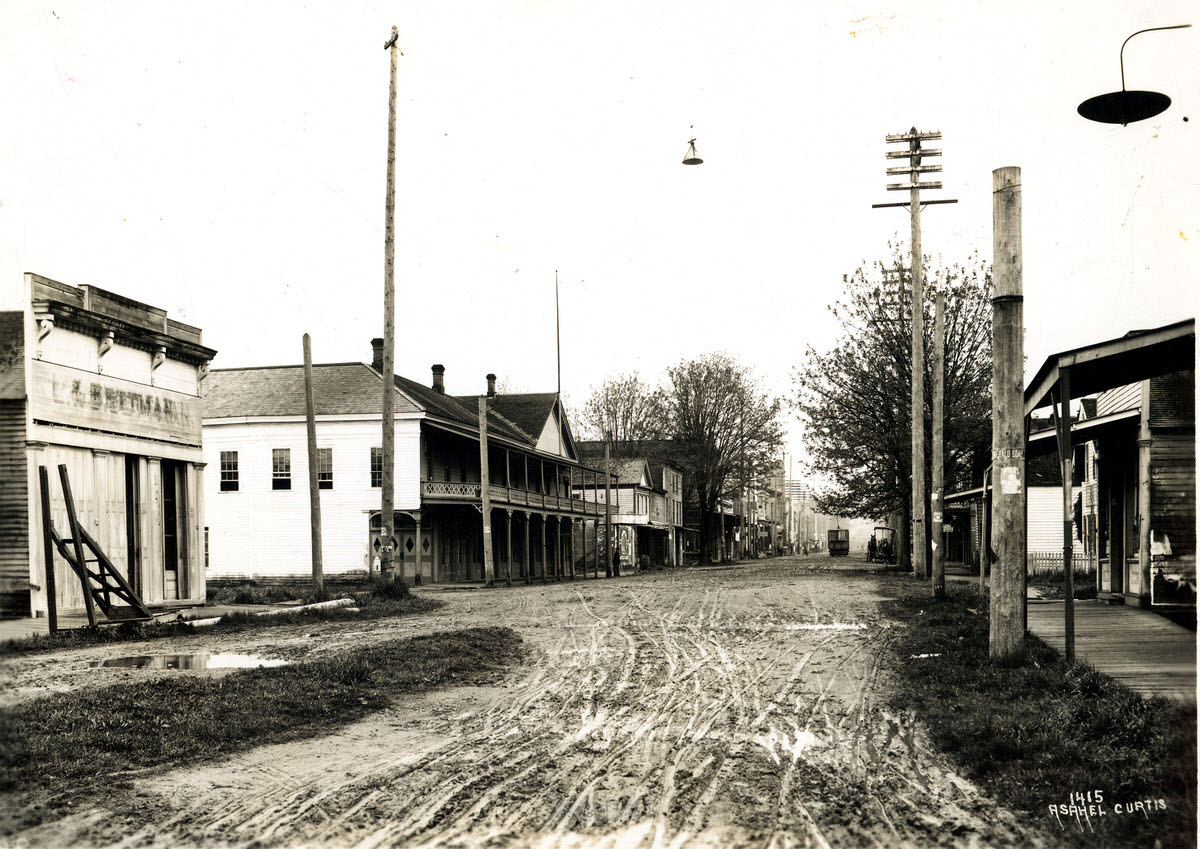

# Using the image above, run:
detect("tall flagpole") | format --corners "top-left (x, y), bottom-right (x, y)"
top-left (556, 271), bottom-right (563, 456)
top-left (380, 26), bottom-right (400, 585)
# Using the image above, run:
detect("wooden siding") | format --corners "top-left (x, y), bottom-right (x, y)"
top-left (1027, 486), bottom-right (1083, 555)
top-left (38, 324), bottom-right (198, 396)
top-left (1095, 382), bottom-right (1142, 417)
top-left (1150, 432), bottom-right (1196, 560)
top-left (26, 446), bottom-right (204, 616)
top-left (650, 490), bottom-right (668, 525)
top-left (0, 400), bottom-right (29, 614)
top-left (1149, 370), bottom-right (1194, 428)
top-left (202, 418), bottom-right (421, 580)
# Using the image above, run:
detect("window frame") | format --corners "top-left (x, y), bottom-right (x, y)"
top-left (272, 448), bottom-right (292, 490)
top-left (370, 447), bottom-right (383, 488)
top-left (317, 447), bottom-right (333, 490)
top-left (219, 450), bottom-right (239, 492)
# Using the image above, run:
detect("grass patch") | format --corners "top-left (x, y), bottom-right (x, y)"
top-left (882, 587), bottom-right (1196, 849)
top-left (1029, 568), bottom-right (1099, 600)
top-left (0, 626), bottom-right (523, 813)
top-left (0, 583), bottom-right (440, 657)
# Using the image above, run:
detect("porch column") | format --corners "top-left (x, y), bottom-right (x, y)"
top-left (592, 518), bottom-right (599, 578)
top-left (540, 514), bottom-right (548, 582)
top-left (552, 516), bottom-right (561, 580)
top-left (568, 518), bottom-right (576, 580)
top-left (523, 511), bottom-right (531, 585)
top-left (1053, 369), bottom-right (1075, 659)
top-left (414, 513), bottom-right (423, 586)
top-left (505, 509), bottom-right (513, 586)
top-left (1137, 380), bottom-right (1153, 603)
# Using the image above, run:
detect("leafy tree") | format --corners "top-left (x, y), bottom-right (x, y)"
top-left (792, 250), bottom-right (993, 568)
top-left (660, 353), bottom-right (784, 563)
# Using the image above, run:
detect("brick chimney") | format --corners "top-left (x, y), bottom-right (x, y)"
top-left (486, 373), bottom-right (497, 397)
top-left (431, 364), bottom-right (445, 393)
top-left (370, 338), bottom-right (383, 371)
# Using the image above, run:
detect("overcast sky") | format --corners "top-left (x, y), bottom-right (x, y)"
top-left (2, 0), bottom-right (1196, 470)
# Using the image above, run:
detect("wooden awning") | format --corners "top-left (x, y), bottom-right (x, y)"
top-left (1025, 319), bottom-right (1194, 416)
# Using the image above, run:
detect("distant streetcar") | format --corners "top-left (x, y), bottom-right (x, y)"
top-left (827, 528), bottom-right (850, 556)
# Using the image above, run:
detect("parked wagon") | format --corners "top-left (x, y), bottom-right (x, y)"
top-left (867, 526), bottom-right (896, 565)
top-left (827, 528), bottom-right (850, 557)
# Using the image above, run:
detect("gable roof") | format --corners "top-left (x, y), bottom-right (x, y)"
top-left (578, 439), bottom-right (681, 488)
top-left (204, 362), bottom-right (579, 456)
top-left (203, 363), bottom-right (415, 418)
top-left (575, 452), bottom-right (657, 488)
top-left (483, 393), bottom-right (558, 441)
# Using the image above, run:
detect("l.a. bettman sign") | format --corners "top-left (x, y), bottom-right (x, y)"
top-left (31, 360), bottom-right (201, 445)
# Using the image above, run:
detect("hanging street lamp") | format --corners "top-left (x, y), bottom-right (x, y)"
top-left (1078, 24), bottom-right (1191, 125)
top-left (682, 138), bottom-right (703, 165)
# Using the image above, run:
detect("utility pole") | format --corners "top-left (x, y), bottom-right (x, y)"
top-left (303, 334), bottom-right (324, 595)
top-left (740, 391), bottom-right (748, 560)
top-left (380, 25), bottom-right (401, 585)
top-left (874, 128), bottom-right (957, 580)
top-left (990, 166), bottom-right (1026, 664)
top-left (478, 397), bottom-right (495, 586)
top-left (931, 291), bottom-right (945, 599)
top-left (604, 430), bottom-right (614, 577)
top-left (882, 262), bottom-right (911, 572)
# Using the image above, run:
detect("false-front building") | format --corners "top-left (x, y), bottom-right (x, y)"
top-left (0, 274), bottom-right (216, 618)
top-left (201, 342), bottom-right (610, 583)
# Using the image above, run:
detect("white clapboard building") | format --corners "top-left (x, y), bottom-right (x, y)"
top-left (201, 341), bottom-right (610, 583)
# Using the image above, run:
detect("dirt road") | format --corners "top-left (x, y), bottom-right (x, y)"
top-left (6, 556), bottom-right (1041, 848)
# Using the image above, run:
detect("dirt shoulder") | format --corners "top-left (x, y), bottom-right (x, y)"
top-left (5, 557), bottom-right (1045, 848)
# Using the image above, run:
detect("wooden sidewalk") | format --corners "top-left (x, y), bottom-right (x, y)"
top-left (1027, 600), bottom-right (1197, 704)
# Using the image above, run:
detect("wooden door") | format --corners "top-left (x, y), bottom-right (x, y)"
top-left (161, 459), bottom-right (187, 600)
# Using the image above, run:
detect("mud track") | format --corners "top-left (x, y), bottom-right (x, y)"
top-left (5, 557), bottom-right (1042, 848)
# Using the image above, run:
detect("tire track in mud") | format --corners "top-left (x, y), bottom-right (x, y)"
top-left (17, 560), bottom-right (1041, 849)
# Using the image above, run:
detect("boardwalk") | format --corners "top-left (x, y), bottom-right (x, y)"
top-left (1027, 600), bottom-right (1197, 703)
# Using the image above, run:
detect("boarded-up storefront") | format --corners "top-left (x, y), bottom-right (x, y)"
top-left (0, 274), bottom-right (216, 618)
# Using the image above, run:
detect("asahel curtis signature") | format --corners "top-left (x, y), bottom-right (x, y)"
top-left (1049, 791), bottom-right (1169, 830)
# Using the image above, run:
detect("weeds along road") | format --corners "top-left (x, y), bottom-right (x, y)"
top-left (14, 556), bottom-right (1039, 849)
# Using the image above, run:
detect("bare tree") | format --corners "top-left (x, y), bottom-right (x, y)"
top-left (579, 372), bottom-right (662, 444)
top-left (660, 353), bottom-right (784, 564)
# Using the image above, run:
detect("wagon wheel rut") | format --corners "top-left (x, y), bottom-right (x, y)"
top-left (12, 560), bottom-right (1041, 849)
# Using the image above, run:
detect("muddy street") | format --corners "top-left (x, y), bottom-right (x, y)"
top-left (9, 556), bottom-right (1039, 849)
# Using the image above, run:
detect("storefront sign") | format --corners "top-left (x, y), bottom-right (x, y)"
top-left (31, 360), bottom-right (202, 445)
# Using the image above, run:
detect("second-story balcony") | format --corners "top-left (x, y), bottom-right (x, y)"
top-left (420, 480), bottom-right (606, 517)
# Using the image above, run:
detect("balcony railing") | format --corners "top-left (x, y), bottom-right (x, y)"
top-left (421, 480), bottom-right (603, 515)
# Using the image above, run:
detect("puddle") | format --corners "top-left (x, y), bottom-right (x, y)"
top-left (95, 653), bottom-right (288, 670)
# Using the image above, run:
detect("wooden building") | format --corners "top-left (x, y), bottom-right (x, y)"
top-left (201, 343), bottom-right (610, 583)
top-left (0, 274), bottom-right (216, 618)
top-left (1025, 319), bottom-right (1194, 607)
top-left (573, 451), bottom-right (683, 570)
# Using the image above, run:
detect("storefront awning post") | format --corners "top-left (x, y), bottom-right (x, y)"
top-left (1052, 366), bottom-right (1075, 662)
